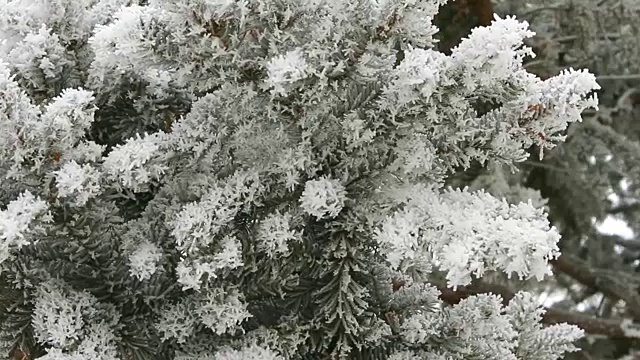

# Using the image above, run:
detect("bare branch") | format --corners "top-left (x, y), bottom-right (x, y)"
top-left (597, 74), bottom-right (640, 81)
top-left (521, 5), bottom-right (568, 18)
top-left (614, 238), bottom-right (640, 252)
top-left (551, 254), bottom-right (640, 320)
top-left (553, 33), bottom-right (621, 43)
top-left (608, 202), bottom-right (640, 215)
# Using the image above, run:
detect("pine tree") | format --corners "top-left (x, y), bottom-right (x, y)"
top-left (0, 0), bottom-right (599, 359)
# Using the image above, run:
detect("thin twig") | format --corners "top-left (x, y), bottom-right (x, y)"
top-left (521, 160), bottom-right (571, 173)
top-left (521, 4), bottom-right (568, 18)
top-left (553, 33), bottom-right (621, 43)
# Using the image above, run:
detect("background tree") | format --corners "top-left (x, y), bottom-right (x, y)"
top-left (0, 0), bottom-right (601, 359)
top-left (432, 0), bottom-right (640, 359)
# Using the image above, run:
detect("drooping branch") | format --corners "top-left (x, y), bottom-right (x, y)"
top-left (436, 280), bottom-right (638, 339)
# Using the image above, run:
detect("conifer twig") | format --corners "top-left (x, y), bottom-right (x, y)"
top-left (436, 281), bottom-right (637, 339)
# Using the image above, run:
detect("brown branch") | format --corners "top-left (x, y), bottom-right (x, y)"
top-left (469, 0), bottom-right (495, 26)
top-left (438, 282), bottom-right (515, 306)
top-left (551, 254), bottom-right (640, 320)
top-left (436, 281), bottom-right (636, 339)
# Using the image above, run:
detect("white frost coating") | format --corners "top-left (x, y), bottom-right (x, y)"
top-left (387, 351), bottom-right (422, 360)
top-left (40, 88), bottom-right (97, 146)
top-left (212, 343), bottom-right (285, 360)
top-left (621, 318), bottom-right (640, 339)
top-left (450, 15), bottom-right (536, 92)
top-left (101, 133), bottom-right (167, 192)
top-left (156, 300), bottom-right (197, 344)
top-left (37, 322), bottom-right (120, 360)
top-left (170, 170), bottom-right (261, 258)
top-left (128, 242), bottom-right (163, 281)
top-left (382, 47), bottom-right (446, 107)
top-left (517, 68), bottom-right (600, 158)
top-left (389, 135), bottom-right (437, 176)
top-left (31, 279), bottom-right (121, 359)
top-left (176, 235), bottom-right (244, 290)
top-left (265, 48), bottom-right (310, 96)
top-left (0, 65), bottom-right (98, 174)
top-left (0, 60), bottom-right (42, 170)
top-left (54, 161), bottom-right (101, 206)
top-left (395, 291), bottom-right (583, 359)
top-left (89, 5), bottom-right (161, 80)
top-left (375, 185), bottom-right (560, 288)
top-left (171, 186), bottom-right (242, 256)
top-left (196, 287), bottom-right (251, 335)
top-left (256, 210), bottom-right (300, 257)
top-left (32, 281), bottom-right (97, 349)
top-left (6, 24), bottom-right (67, 81)
top-left (300, 177), bottom-right (347, 220)
top-left (0, 191), bottom-right (51, 264)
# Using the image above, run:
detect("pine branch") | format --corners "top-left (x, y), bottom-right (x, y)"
top-left (436, 281), bottom-right (637, 339)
